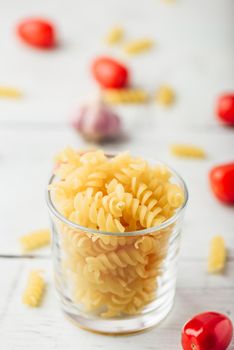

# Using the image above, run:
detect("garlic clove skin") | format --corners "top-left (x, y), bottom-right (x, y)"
top-left (71, 101), bottom-right (122, 142)
top-left (71, 105), bottom-right (88, 131)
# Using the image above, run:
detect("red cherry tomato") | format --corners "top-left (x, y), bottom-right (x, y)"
top-left (216, 94), bottom-right (234, 126)
top-left (182, 312), bottom-right (233, 350)
top-left (17, 18), bottom-right (56, 49)
top-left (91, 57), bottom-right (129, 89)
top-left (209, 162), bottom-right (234, 205)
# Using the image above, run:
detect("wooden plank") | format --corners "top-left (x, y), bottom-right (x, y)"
top-left (0, 258), bottom-right (233, 350)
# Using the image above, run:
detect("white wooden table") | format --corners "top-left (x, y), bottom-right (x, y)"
top-left (0, 0), bottom-right (234, 349)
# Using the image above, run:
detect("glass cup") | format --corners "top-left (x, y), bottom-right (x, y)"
top-left (46, 159), bottom-right (188, 335)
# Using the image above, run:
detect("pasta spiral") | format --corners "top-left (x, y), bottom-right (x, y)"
top-left (123, 39), bottom-right (154, 55)
top-left (167, 183), bottom-right (184, 208)
top-left (102, 195), bottom-right (125, 218)
top-left (86, 170), bottom-right (108, 188)
top-left (86, 246), bottom-right (147, 273)
top-left (105, 26), bottom-right (124, 45)
top-left (170, 144), bottom-right (206, 158)
top-left (103, 89), bottom-right (148, 104)
top-left (22, 271), bottom-right (45, 307)
top-left (131, 177), bottom-right (158, 210)
top-left (19, 229), bottom-right (51, 252)
top-left (156, 85), bottom-right (175, 106)
top-left (89, 205), bottom-right (125, 232)
top-left (208, 236), bottom-right (226, 273)
top-left (0, 86), bottom-right (22, 98)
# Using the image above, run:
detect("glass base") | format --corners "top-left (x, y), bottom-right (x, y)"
top-left (61, 293), bottom-right (175, 335)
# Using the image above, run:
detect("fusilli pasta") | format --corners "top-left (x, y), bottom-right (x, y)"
top-left (123, 39), bottom-right (154, 55)
top-left (171, 144), bottom-right (206, 158)
top-left (19, 229), bottom-right (51, 252)
top-left (50, 149), bottom-right (185, 317)
top-left (156, 85), bottom-right (175, 106)
top-left (208, 236), bottom-right (226, 273)
top-left (0, 86), bottom-right (22, 98)
top-left (103, 89), bottom-right (148, 104)
top-left (105, 26), bottom-right (124, 44)
top-left (22, 270), bottom-right (45, 307)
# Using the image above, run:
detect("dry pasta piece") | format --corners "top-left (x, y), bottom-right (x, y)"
top-left (22, 270), bottom-right (45, 307)
top-left (167, 184), bottom-right (184, 208)
top-left (0, 86), bottom-right (22, 98)
top-left (156, 85), bottom-right (175, 106)
top-left (105, 26), bottom-right (124, 44)
top-left (208, 236), bottom-right (226, 273)
top-left (123, 39), bottom-right (154, 55)
top-left (103, 89), bottom-right (148, 104)
top-left (170, 144), bottom-right (206, 158)
top-left (19, 229), bottom-right (51, 252)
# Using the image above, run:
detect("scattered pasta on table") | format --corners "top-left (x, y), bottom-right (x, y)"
top-left (19, 229), bottom-right (51, 252)
top-left (208, 236), bottom-right (226, 273)
top-left (123, 39), bottom-right (154, 55)
top-left (156, 85), bottom-right (175, 106)
top-left (103, 89), bottom-right (149, 104)
top-left (105, 26), bottom-right (124, 45)
top-left (0, 86), bottom-right (22, 98)
top-left (22, 270), bottom-right (46, 307)
top-left (170, 144), bottom-right (206, 158)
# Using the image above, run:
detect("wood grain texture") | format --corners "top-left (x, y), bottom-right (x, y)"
top-left (0, 259), bottom-right (233, 350)
top-left (0, 0), bottom-right (234, 348)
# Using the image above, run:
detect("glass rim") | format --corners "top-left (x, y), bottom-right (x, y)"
top-left (45, 156), bottom-right (188, 236)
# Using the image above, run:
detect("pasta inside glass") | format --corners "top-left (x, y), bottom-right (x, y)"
top-left (46, 156), bottom-right (188, 334)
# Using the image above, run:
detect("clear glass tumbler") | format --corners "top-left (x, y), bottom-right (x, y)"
top-left (46, 159), bottom-right (188, 335)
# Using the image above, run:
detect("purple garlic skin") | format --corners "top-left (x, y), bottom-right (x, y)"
top-left (72, 102), bottom-right (121, 142)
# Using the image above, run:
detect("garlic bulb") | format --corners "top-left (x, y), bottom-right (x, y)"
top-left (71, 101), bottom-right (122, 142)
